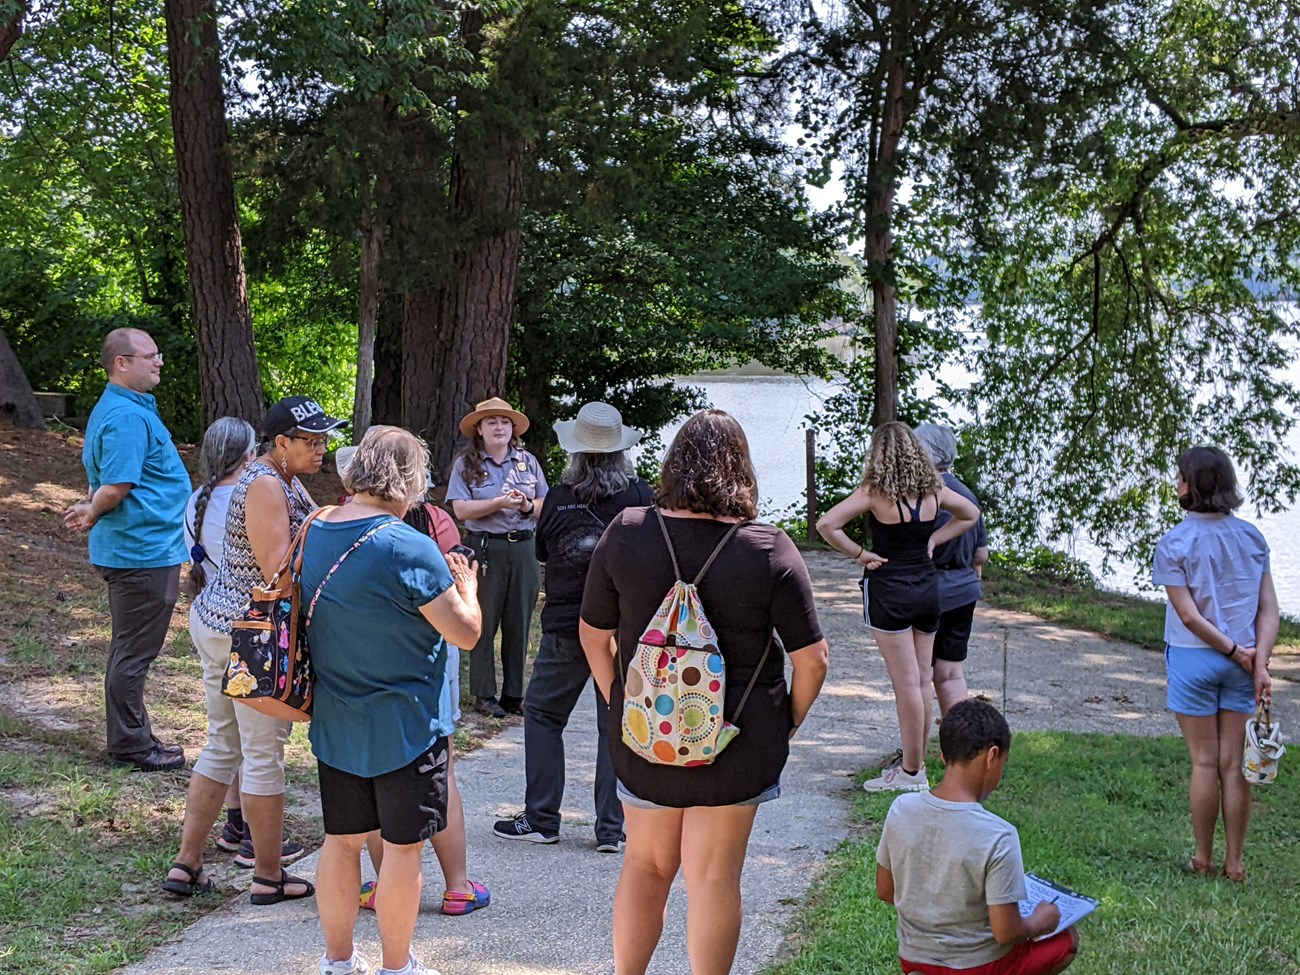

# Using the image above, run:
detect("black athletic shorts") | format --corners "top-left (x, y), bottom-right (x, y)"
top-left (318, 737), bottom-right (450, 845)
top-left (861, 573), bottom-right (940, 635)
top-left (932, 601), bottom-right (977, 663)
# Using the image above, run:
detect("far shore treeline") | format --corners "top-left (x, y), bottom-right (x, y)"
top-left (2, 0), bottom-right (1299, 564)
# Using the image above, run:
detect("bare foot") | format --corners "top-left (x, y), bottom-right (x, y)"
top-left (1184, 858), bottom-right (1215, 877)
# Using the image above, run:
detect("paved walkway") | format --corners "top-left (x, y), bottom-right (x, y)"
top-left (117, 552), bottom-right (1298, 975)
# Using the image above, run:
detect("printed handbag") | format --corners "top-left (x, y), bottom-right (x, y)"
top-left (1242, 698), bottom-right (1285, 784)
top-left (621, 509), bottom-right (771, 767)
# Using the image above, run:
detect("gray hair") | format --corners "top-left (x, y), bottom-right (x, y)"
top-left (563, 450), bottom-right (633, 505)
top-left (186, 417), bottom-right (256, 597)
top-left (913, 423), bottom-right (958, 471)
top-left (342, 425), bottom-right (431, 508)
top-left (198, 417), bottom-right (257, 481)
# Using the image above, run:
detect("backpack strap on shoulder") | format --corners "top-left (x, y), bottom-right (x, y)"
top-left (653, 507), bottom-right (684, 582)
top-left (692, 520), bottom-right (743, 586)
top-left (730, 630), bottom-right (777, 723)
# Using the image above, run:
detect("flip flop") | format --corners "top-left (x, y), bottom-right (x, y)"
top-left (250, 869), bottom-right (316, 905)
top-left (162, 861), bottom-right (216, 897)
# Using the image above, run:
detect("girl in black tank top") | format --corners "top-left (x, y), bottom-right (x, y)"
top-left (816, 423), bottom-right (980, 792)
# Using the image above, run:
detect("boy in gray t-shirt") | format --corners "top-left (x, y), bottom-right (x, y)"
top-left (875, 701), bottom-right (1080, 975)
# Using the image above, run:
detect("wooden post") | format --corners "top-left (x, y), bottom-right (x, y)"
top-left (806, 428), bottom-right (816, 542)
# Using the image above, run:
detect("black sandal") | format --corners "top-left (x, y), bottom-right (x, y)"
top-left (162, 861), bottom-right (216, 897)
top-left (249, 869), bottom-right (316, 905)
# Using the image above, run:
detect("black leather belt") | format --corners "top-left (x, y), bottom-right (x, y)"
top-left (478, 529), bottom-right (534, 542)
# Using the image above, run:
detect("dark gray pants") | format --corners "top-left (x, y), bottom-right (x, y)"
top-left (522, 632), bottom-right (622, 843)
top-left (97, 564), bottom-right (180, 760)
top-left (468, 534), bottom-right (540, 701)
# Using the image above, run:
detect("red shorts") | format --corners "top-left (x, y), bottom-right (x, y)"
top-left (901, 931), bottom-right (1075, 975)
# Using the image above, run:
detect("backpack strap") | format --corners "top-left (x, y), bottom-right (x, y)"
top-left (652, 507), bottom-right (744, 585)
top-left (729, 630), bottom-right (776, 724)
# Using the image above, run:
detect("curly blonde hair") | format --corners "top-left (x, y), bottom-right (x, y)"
top-left (861, 421), bottom-right (943, 504)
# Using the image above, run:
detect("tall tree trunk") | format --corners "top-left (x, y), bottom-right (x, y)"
top-left (402, 130), bottom-right (526, 477)
top-left (371, 289), bottom-right (403, 427)
top-left (1, 0), bottom-right (27, 62)
top-left (0, 327), bottom-right (45, 429)
top-left (866, 59), bottom-right (909, 428)
top-left (353, 175), bottom-right (387, 439)
top-left (164, 0), bottom-right (265, 428)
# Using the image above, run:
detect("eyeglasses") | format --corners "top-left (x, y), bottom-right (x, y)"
top-left (289, 434), bottom-right (329, 450)
top-left (121, 352), bottom-right (164, 363)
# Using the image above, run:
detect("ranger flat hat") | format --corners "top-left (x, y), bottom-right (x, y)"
top-left (459, 397), bottom-right (530, 438)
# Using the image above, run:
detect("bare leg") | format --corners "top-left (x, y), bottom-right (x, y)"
top-left (1175, 712), bottom-right (1220, 873)
top-left (165, 770), bottom-right (229, 885)
top-left (429, 751), bottom-right (469, 894)
top-left (224, 771), bottom-right (241, 817)
top-left (1217, 709), bottom-right (1251, 880)
top-left (614, 805), bottom-right (683, 975)
top-left (932, 658), bottom-right (969, 718)
top-left (875, 629), bottom-right (927, 771)
top-left (375, 840), bottom-right (424, 971)
top-left (319, 832), bottom-right (367, 964)
top-left (679, 804), bottom-right (760, 975)
top-left (244, 792), bottom-right (308, 897)
top-left (913, 630), bottom-right (937, 760)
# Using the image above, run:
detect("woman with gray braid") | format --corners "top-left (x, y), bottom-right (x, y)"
top-left (183, 417), bottom-right (257, 597)
top-left (171, 419), bottom-right (265, 887)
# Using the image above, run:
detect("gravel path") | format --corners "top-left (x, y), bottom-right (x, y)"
top-left (116, 550), bottom-right (1297, 975)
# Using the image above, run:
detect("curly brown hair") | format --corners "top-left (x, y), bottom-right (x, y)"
top-left (861, 421), bottom-right (943, 504)
top-left (657, 410), bottom-right (758, 520)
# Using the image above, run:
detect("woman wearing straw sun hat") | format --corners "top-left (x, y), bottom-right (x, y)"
top-left (493, 402), bottom-right (653, 848)
top-left (446, 398), bottom-right (549, 719)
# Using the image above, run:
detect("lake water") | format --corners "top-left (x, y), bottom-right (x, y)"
top-left (659, 373), bottom-right (1300, 616)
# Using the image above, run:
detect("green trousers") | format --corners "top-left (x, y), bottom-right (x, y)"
top-left (467, 533), bottom-right (541, 701)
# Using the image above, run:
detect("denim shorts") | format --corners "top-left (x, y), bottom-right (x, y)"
top-left (616, 779), bottom-right (781, 810)
top-left (1165, 644), bottom-right (1255, 717)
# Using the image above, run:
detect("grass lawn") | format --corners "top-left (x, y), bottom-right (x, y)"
top-left (982, 563), bottom-right (1300, 654)
top-left (767, 732), bottom-right (1300, 975)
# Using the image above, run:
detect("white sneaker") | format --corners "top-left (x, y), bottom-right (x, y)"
top-left (320, 953), bottom-right (370, 975)
top-left (378, 957), bottom-right (440, 975)
top-left (863, 764), bottom-right (930, 793)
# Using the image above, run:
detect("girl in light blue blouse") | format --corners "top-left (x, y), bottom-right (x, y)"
top-left (1153, 446), bottom-right (1276, 883)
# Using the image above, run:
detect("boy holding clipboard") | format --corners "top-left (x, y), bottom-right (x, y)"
top-left (875, 700), bottom-right (1081, 975)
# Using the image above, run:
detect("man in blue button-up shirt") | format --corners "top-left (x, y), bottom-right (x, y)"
top-left (64, 328), bottom-right (191, 772)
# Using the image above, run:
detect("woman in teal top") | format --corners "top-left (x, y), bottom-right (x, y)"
top-left (301, 427), bottom-right (480, 975)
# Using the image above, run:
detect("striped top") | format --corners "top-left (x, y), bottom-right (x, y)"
top-left (193, 461), bottom-right (315, 634)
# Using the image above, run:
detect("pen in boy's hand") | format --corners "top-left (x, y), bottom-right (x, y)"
top-left (1049, 896), bottom-right (1059, 905)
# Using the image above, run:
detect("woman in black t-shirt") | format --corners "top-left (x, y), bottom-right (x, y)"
top-left (492, 402), bottom-right (652, 850)
top-left (581, 410), bottom-right (829, 975)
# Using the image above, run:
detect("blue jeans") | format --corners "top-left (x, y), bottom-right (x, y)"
top-left (522, 632), bottom-right (622, 843)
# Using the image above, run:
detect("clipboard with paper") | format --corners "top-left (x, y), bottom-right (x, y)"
top-left (1018, 873), bottom-right (1098, 940)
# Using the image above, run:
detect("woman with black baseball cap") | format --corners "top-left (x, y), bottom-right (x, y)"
top-left (165, 396), bottom-right (344, 905)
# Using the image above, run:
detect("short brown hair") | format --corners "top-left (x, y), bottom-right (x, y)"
top-left (656, 410), bottom-right (758, 520)
top-left (1177, 446), bottom-right (1243, 513)
top-left (342, 426), bottom-right (430, 509)
top-left (100, 327), bottom-right (147, 371)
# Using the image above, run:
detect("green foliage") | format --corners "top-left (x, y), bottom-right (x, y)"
top-left (0, 0), bottom-right (200, 433)
top-left (987, 546), bottom-right (1098, 589)
top-left (768, 732), bottom-right (1300, 975)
